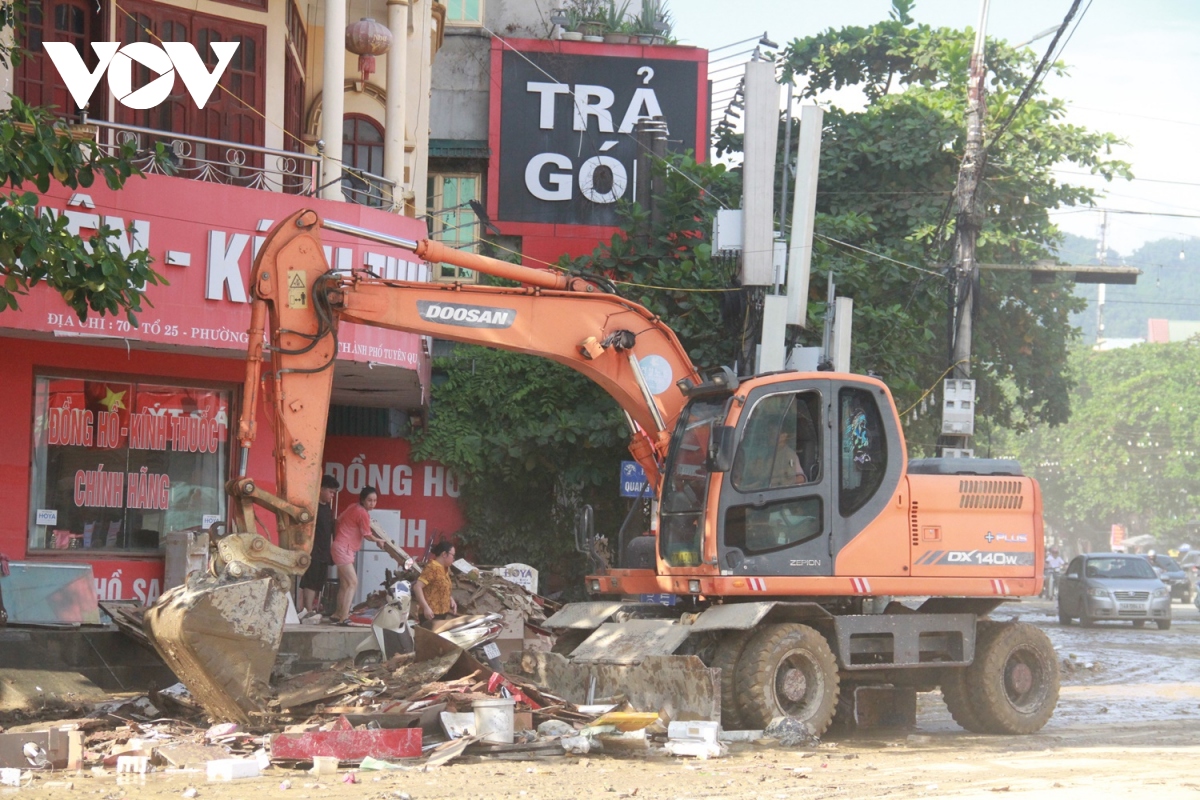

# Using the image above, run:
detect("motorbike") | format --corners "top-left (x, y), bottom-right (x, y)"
top-left (1041, 567), bottom-right (1063, 599)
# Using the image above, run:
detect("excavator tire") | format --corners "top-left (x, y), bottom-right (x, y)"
top-left (710, 630), bottom-right (752, 730)
top-left (966, 621), bottom-right (1059, 734)
top-left (734, 623), bottom-right (839, 734)
top-left (940, 620), bottom-right (997, 733)
top-left (940, 668), bottom-right (988, 733)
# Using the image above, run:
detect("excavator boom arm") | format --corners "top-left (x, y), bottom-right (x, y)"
top-left (243, 209), bottom-right (699, 561)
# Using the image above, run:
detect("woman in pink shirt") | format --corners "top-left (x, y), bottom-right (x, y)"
top-left (330, 486), bottom-right (383, 624)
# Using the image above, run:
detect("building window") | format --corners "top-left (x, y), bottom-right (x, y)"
top-left (16, 0), bottom-right (104, 117)
top-left (28, 376), bottom-right (231, 553)
top-left (109, 0), bottom-right (266, 150)
top-left (445, 0), bottom-right (483, 25)
top-left (427, 173), bottom-right (481, 281)
top-left (342, 115), bottom-right (387, 207)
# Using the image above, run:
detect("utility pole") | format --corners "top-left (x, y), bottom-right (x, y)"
top-left (945, 0), bottom-right (990, 451)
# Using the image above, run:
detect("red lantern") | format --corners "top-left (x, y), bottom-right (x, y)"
top-left (345, 17), bottom-right (392, 84)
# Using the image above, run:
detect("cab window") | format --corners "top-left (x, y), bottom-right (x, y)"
top-left (659, 398), bottom-right (724, 567)
top-left (725, 496), bottom-right (823, 554)
top-left (838, 388), bottom-right (887, 516)
top-left (731, 391), bottom-right (821, 492)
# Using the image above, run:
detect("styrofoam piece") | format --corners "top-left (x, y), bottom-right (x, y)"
top-left (0, 768), bottom-right (24, 787)
top-left (440, 711), bottom-right (476, 739)
top-left (116, 756), bottom-right (150, 774)
top-left (718, 730), bottom-right (764, 743)
top-left (667, 720), bottom-right (722, 744)
top-left (309, 756), bottom-right (339, 776)
top-left (206, 758), bottom-right (261, 781)
top-left (664, 739), bottom-right (727, 759)
top-left (473, 697), bottom-right (515, 745)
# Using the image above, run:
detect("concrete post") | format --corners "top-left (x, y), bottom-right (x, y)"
top-left (320, 0), bottom-right (348, 201)
top-left (786, 105), bottom-right (823, 327)
top-left (740, 59), bottom-right (779, 286)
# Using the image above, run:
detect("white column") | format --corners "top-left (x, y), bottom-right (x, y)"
top-left (740, 59), bottom-right (779, 286)
top-left (383, 0), bottom-right (409, 202)
top-left (411, 3), bottom-right (435, 215)
top-left (786, 104), bottom-right (824, 327)
top-left (0, 24), bottom-right (13, 111)
top-left (320, 0), bottom-right (347, 201)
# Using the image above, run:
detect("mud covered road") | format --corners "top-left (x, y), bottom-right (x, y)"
top-left (25, 600), bottom-right (1200, 799)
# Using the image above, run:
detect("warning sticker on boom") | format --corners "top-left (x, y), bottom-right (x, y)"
top-left (287, 271), bottom-right (308, 309)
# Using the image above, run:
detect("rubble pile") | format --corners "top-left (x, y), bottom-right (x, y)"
top-left (0, 567), bottom-right (807, 788)
top-left (450, 569), bottom-right (555, 625)
top-left (0, 637), bottom-right (772, 788)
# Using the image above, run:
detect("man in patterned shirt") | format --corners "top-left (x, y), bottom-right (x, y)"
top-left (415, 540), bottom-right (458, 628)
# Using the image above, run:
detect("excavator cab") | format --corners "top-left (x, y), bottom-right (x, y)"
top-left (636, 374), bottom-right (901, 585)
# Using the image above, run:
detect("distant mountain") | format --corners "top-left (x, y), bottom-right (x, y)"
top-left (1057, 233), bottom-right (1200, 343)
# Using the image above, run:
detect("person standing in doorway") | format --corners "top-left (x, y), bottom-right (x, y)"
top-left (298, 475), bottom-right (340, 620)
top-left (330, 486), bottom-right (384, 624)
top-left (414, 540), bottom-right (458, 628)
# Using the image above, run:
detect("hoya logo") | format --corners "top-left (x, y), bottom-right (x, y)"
top-left (417, 301), bottom-right (516, 329)
top-left (44, 41), bottom-right (240, 111)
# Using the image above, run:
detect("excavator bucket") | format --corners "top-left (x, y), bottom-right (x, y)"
top-left (143, 572), bottom-right (288, 724)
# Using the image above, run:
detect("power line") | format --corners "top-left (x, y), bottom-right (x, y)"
top-left (1049, 208), bottom-right (1200, 220)
top-left (1066, 105), bottom-right (1200, 129)
top-left (814, 234), bottom-right (945, 278)
top-left (987, 0), bottom-right (1084, 152)
top-left (1053, 169), bottom-right (1200, 188)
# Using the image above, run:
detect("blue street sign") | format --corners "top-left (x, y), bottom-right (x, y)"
top-left (620, 460), bottom-right (648, 498)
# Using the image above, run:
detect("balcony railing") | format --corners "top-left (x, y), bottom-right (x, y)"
top-left (87, 119), bottom-right (321, 197)
top-left (340, 169), bottom-right (400, 211)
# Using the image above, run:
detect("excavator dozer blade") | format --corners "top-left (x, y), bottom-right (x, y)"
top-left (511, 651), bottom-right (721, 722)
top-left (143, 574), bottom-right (288, 724)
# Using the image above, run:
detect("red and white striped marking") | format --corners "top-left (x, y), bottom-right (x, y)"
top-left (747, 577), bottom-right (768, 592)
top-left (992, 579), bottom-right (1010, 595)
top-left (850, 577), bottom-right (872, 594)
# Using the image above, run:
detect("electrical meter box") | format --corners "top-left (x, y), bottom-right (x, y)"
top-left (941, 378), bottom-right (976, 436)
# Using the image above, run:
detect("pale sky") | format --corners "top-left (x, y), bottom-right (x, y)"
top-left (675, 0), bottom-right (1200, 257)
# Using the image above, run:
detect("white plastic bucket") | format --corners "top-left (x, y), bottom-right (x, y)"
top-left (473, 697), bottom-right (516, 744)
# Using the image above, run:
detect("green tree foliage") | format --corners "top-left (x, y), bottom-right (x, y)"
top-left (763, 0), bottom-right (1128, 437)
top-left (413, 157), bottom-right (741, 587)
top-left (1000, 342), bottom-right (1200, 549)
top-left (0, 3), bottom-right (167, 323)
top-left (412, 346), bottom-right (631, 591)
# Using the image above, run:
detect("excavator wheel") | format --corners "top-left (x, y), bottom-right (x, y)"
top-left (709, 630), bottom-right (752, 731)
top-left (940, 620), bottom-right (997, 733)
top-left (143, 574), bottom-right (289, 724)
top-left (734, 623), bottom-right (839, 734)
top-left (966, 621), bottom-right (1059, 734)
top-left (940, 668), bottom-right (988, 733)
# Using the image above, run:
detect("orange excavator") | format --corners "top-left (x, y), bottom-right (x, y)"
top-left (144, 208), bottom-right (1059, 735)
